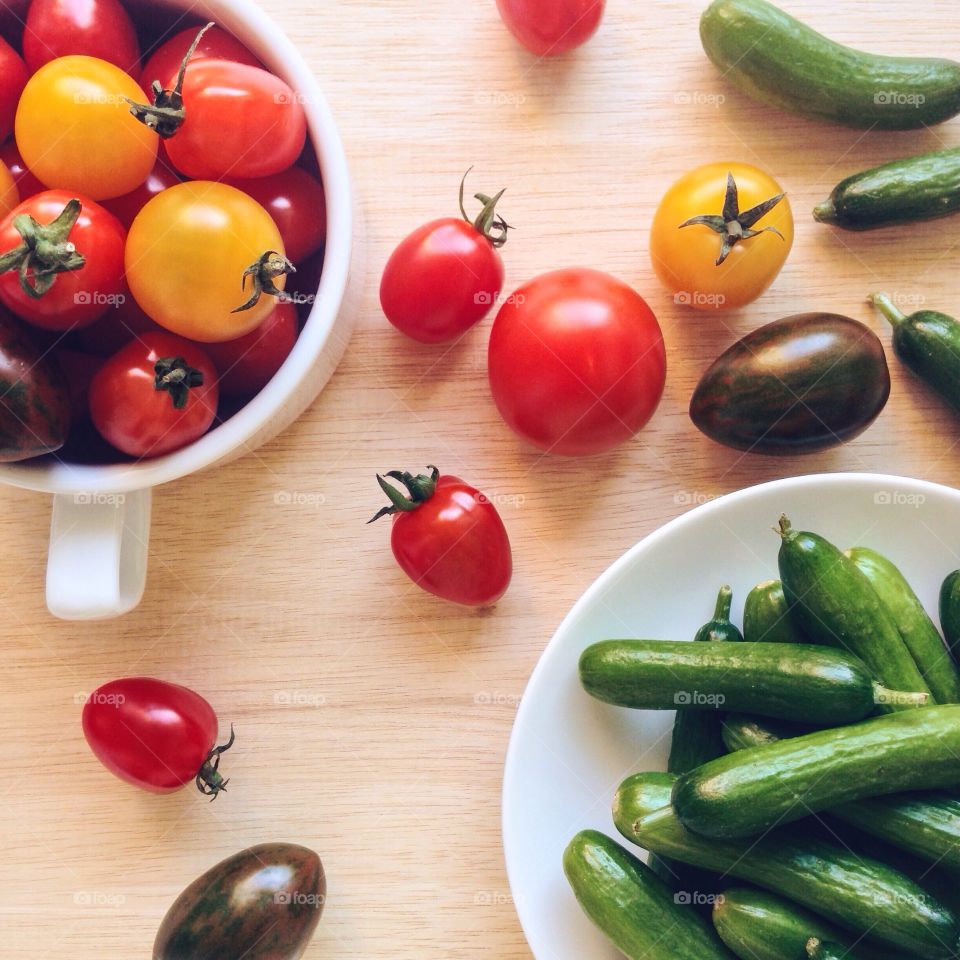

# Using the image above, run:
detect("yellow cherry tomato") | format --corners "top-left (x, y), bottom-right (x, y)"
top-left (0, 161), bottom-right (17, 218)
top-left (125, 181), bottom-right (287, 342)
top-left (15, 56), bottom-right (157, 201)
top-left (650, 162), bottom-right (793, 311)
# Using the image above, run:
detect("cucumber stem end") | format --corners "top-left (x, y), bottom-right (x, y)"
top-left (869, 292), bottom-right (908, 328)
top-left (872, 682), bottom-right (929, 709)
top-left (812, 199), bottom-right (838, 224)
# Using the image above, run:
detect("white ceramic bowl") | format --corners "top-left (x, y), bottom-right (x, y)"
top-left (0, 0), bottom-right (355, 619)
top-left (502, 472), bottom-right (960, 960)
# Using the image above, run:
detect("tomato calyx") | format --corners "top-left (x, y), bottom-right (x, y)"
top-left (154, 355), bottom-right (205, 409)
top-left (368, 465), bottom-right (440, 523)
top-left (195, 724), bottom-right (234, 800)
top-left (126, 22), bottom-right (214, 138)
top-left (459, 168), bottom-right (512, 248)
top-left (232, 250), bottom-right (296, 313)
top-left (679, 172), bottom-right (785, 266)
top-left (0, 198), bottom-right (86, 298)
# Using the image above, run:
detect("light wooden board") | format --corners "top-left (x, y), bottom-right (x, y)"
top-left (2, 0), bottom-right (960, 956)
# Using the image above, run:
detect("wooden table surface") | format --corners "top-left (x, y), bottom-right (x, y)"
top-left (3, 0), bottom-right (960, 956)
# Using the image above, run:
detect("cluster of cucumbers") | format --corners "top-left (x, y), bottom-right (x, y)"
top-left (565, 515), bottom-right (960, 960)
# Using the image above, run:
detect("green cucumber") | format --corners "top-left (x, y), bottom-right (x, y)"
top-left (847, 546), bottom-right (960, 703)
top-left (615, 773), bottom-right (960, 958)
top-left (871, 294), bottom-right (960, 418)
top-left (940, 571), bottom-right (960, 662)
top-left (721, 713), bottom-right (812, 752)
top-left (562, 830), bottom-right (735, 960)
top-left (699, 0), bottom-right (960, 130)
top-left (672, 704), bottom-right (960, 840)
top-left (777, 516), bottom-right (933, 705)
top-left (807, 941), bottom-right (848, 960)
top-left (579, 639), bottom-right (925, 723)
top-left (742, 580), bottom-right (806, 644)
top-left (814, 148), bottom-right (960, 230)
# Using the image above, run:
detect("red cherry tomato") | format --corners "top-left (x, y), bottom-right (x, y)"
top-left (0, 190), bottom-right (126, 331)
top-left (0, 36), bottom-right (28, 144)
top-left (76, 282), bottom-right (164, 356)
top-left (495, 0), bottom-right (605, 56)
top-left (371, 467), bottom-right (512, 606)
top-left (101, 160), bottom-right (180, 229)
top-left (205, 301), bottom-right (298, 397)
top-left (488, 268), bottom-right (666, 456)
top-left (162, 60), bottom-right (307, 181)
top-left (81, 677), bottom-right (233, 797)
top-left (23, 0), bottom-right (141, 78)
top-left (141, 24), bottom-right (261, 91)
top-left (0, 142), bottom-right (45, 200)
top-left (89, 332), bottom-right (219, 457)
top-left (226, 168), bottom-right (326, 265)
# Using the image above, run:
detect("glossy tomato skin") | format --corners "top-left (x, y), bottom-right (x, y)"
top-left (0, 160), bottom-right (16, 218)
top-left (496, 0), bottom-right (605, 55)
top-left (141, 24), bottom-right (261, 91)
top-left (650, 162), bottom-right (794, 311)
top-left (0, 36), bottom-right (28, 144)
top-left (0, 190), bottom-right (126, 331)
top-left (101, 160), bottom-right (180, 229)
top-left (89, 332), bottom-right (219, 458)
top-left (164, 60), bottom-right (307, 180)
top-left (391, 475), bottom-right (512, 606)
top-left (82, 677), bottom-right (219, 792)
top-left (226, 168), bottom-right (326, 265)
top-left (488, 268), bottom-right (666, 456)
top-left (15, 55), bottom-right (158, 201)
top-left (0, 142), bottom-right (45, 201)
top-left (381, 218), bottom-right (504, 344)
top-left (23, 0), bottom-right (141, 78)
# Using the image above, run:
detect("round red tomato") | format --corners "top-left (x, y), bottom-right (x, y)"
top-left (226, 168), bottom-right (326, 265)
top-left (101, 160), bottom-right (180, 228)
top-left (0, 190), bottom-right (126, 331)
top-left (89, 332), bottom-right (219, 458)
top-left (205, 301), bottom-right (298, 397)
top-left (81, 676), bottom-right (233, 796)
top-left (141, 24), bottom-right (261, 90)
top-left (23, 0), bottom-right (141, 78)
top-left (488, 268), bottom-right (666, 456)
top-left (371, 467), bottom-right (512, 606)
top-left (0, 142), bottom-right (45, 201)
top-left (495, 0), bottom-right (605, 56)
top-left (0, 36), bottom-right (28, 144)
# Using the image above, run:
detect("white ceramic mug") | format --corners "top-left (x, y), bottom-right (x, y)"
top-left (0, 0), bottom-right (355, 619)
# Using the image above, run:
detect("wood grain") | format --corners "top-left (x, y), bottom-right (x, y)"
top-left (2, 0), bottom-right (960, 956)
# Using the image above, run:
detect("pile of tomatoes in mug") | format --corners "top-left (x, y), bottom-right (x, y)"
top-left (0, 5), bottom-right (325, 463)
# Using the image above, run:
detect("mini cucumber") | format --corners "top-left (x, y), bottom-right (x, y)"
top-left (814, 148), bottom-right (960, 230)
top-left (673, 704), bottom-right (960, 840)
top-left (615, 773), bottom-right (960, 958)
top-left (807, 941), bottom-right (848, 960)
top-left (742, 580), bottom-right (806, 644)
top-left (721, 714), bottom-right (812, 752)
top-left (940, 571), bottom-right (960, 662)
top-left (700, 0), bottom-right (960, 129)
top-left (579, 639), bottom-right (925, 723)
top-left (777, 516), bottom-right (933, 705)
top-left (562, 830), bottom-right (736, 960)
top-left (847, 546), bottom-right (960, 703)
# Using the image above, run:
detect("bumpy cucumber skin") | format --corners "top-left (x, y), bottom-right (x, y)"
top-left (615, 773), bottom-right (960, 959)
top-left (847, 547), bottom-right (960, 703)
top-left (673, 705), bottom-right (960, 840)
top-left (580, 639), bottom-right (888, 723)
top-left (778, 521), bottom-right (932, 704)
top-left (700, 0), bottom-right (960, 129)
top-left (815, 148), bottom-right (960, 230)
top-left (888, 310), bottom-right (960, 416)
top-left (562, 830), bottom-right (736, 960)
top-left (743, 580), bottom-right (807, 644)
top-left (940, 571), bottom-right (960, 661)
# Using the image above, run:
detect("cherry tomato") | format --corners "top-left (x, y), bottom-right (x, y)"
top-left (0, 36), bottom-right (28, 144)
top-left (101, 159), bottom-right (180, 229)
top-left (650, 162), bottom-right (793, 311)
top-left (89, 332), bottom-right (219, 457)
top-left (76, 284), bottom-right (164, 356)
top-left (141, 24), bottom-right (261, 90)
top-left (15, 56), bottom-right (158, 201)
top-left (81, 677), bottom-right (233, 797)
top-left (496, 0), bottom-right (605, 56)
top-left (0, 190), bottom-right (126, 331)
top-left (159, 60), bottom-right (306, 181)
top-left (126, 181), bottom-right (287, 342)
top-left (0, 161), bottom-right (17, 218)
top-left (226, 168), bottom-right (326, 265)
top-left (205, 301), bottom-right (298, 397)
top-left (0, 142), bottom-right (45, 201)
top-left (488, 268), bottom-right (666, 456)
top-left (370, 467), bottom-right (512, 606)
top-left (23, 0), bottom-right (141, 78)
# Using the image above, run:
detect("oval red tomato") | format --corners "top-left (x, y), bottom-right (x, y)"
top-left (82, 676), bottom-right (232, 796)
top-left (101, 160), bottom-right (180, 229)
top-left (495, 0), bottom-right (605, 56)
top-left (141, 24), bottom-right (261, 91)
top-left (0, 36), bottom-right (28, 144)
top-left (488, 268), bottom-right (666, 456)
top-left (89, 331), bottom-right (219, 457)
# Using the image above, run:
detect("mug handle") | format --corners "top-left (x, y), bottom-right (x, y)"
top-left (45, 489), bottom-right (152, 620)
